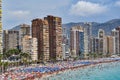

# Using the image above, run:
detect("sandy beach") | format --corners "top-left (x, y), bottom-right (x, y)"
top-left (40, 59), bottom-right (120, 80)
top-left (1, 58), bottom-right (120, 80)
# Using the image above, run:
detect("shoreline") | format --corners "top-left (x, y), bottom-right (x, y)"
top-left (36, 59), bottom-right (120, 80)
top-left (1, 58), bottom-right (120, 80)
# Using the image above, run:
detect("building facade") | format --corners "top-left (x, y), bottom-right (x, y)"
top-left (44, 15), bottom-right (62, 60)
top-left (70, 26), bottom-right (84, 58)
top-left (0, 0), bottom-right (2, 54)
top-left (84, 23), bottom-right (92, 54)
top-left (3, 30), bottom-right (19, 51)
top-left (98, 29), bottom-right (105, 54)
top-left (20, 24), bottom-right (30, 37)
top-left (116, 27), bottom-right (120, 53)
top-left (3, 30), bottom-right (8, 52)
top-left (106, 36), bottom-right (114, 55)
top-left (83, 28), bottom-right (89, 58)
top-left (31, 38), bottom-right (38, 61)
top-left (92, 37), bottom-right (99, 54)
top-left (19, 24), bottom-right (30, 50)
top-left (62, 28), bottom-right (70, 59)
top-left (32, 19), bottom-right (49, 61)
top-left (111, 29), bottom-right (119, 55)
top-left (22, 35), bottom-right (32, 54)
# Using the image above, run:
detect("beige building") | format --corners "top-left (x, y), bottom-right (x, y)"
top-left (19, 24), bottom-right (30, 51)
top-left (3, 30), bottom-right (9, 52)
top-left (83, 27), bottom-right (89, 58)
top-left (70, 26), bottom-right (84, 58)
top-left (22, 35), bottom-right (32, 54)
top-left (98, 29), bottom-right (105, 54)
top-left (8, 30), bottom-right (19, 50)
top-left (116, 27), bottom-right (120, 54)
top-left (103, 36), bottom-right (107, 55)
top-left (0, 0), bottom-right (2, 54)
top-left (111, 29), bottom-right (119, 54)
top-left (3, 30), bottom-right (19, 51)
top-left (106, 36), bottom-right (114, 55)
top-left (20, 24), bottom-right (30, 37)
top-left (31, 38), bottom-right (38, 61)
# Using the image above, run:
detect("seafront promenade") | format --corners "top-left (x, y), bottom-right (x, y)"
top-left (0, 58), bottom-right (120, 80)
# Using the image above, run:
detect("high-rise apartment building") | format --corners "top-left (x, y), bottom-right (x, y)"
top-left (22, 35), bottom-right (32, 54)
top-left (32, 19), bottom-right (49, 61)
top-left (31, 38), bottom-right (38, 61)
top-left (103, 36), bottom-right (107, 54)
top-left (116, 27), bottom-right (120, 53)
top-left (3, 30), bottom-right (19, 51)
top-left (83, 27), bottom-right (89, 58)
top-left (3, 30), bottom-right (8, 52)
top-left (44, 15), bottom-right (62, 60)
top-left (89, 37), bottom-right (94, 53)
top-left (62, 28), bottom-right (70, 59)
top-left (111, 29), bottom-right (119, 54)
top-left (11, 24), bottom-right (30, 51)
top-left (98, 29), bottom-right (105, 54)
top-left (106, 36), bottom-right (114, 55)
top-left (84, 23), bottom-right (92, 53)
top-left (19, 24), bottom-right (30, 50)
top-left (92, 37), bottom-right (99, 54)
top-left (0, 0), bottom-right (2, 54)
top-left (70, 26), bottom-right (84, 58)
top-left (98, 29), bottom-right (105, 39)
top-left (20, 24), bottom-right (30, 36)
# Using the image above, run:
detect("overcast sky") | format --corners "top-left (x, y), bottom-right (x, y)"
top-left (2, 0), bottom-right (120, 29)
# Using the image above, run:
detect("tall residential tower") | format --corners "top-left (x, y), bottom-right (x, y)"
top-left (32, 19), bottom-right (49, 61)
top-left (111, 29), bottom-right (119, 55)
top-left (0, 0), bottom-right (2, 54)
top-left (3, 30), bottom-right (19, 52)
top-left (44, 15), bottom-right (62, 60)
top-left (70, 26), bottom-right (84, 58)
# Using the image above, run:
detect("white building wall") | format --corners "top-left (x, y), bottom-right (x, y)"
top-left (84, 28), bottom-right (88, 57)
top-left (31, 38), bottom-right (38, 61)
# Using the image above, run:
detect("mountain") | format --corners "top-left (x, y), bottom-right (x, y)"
top-left (10, 19), bottom-right (120, 37)
top-left (10, 25), bottom-right (21, 31)
top-left (62, 19), bottom-right (120, 37)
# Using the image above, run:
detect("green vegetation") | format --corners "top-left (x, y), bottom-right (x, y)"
top-left (86, 52), bottom-right (112, 59)
top-left (0, 49), bottom-right (32, 73)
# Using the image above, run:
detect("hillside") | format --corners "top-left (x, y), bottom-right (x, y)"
top-left (62, 19), bottom-right (120, 36)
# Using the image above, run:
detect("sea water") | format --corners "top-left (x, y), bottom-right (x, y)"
top-left (46, 61), bottom-right (120, 80)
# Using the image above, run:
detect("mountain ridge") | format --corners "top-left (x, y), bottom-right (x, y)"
top-left (10, 19), bottom-right (120, 37)
top-left (62, 19), bottom-right (120, 36)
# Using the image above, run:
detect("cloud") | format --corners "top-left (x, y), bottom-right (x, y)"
top-left (115, 1), bottom-right (120, 7)
top-left (70, 1), bottom-right (107, 16)
top-left (10, 10), bottom-right (30, 18)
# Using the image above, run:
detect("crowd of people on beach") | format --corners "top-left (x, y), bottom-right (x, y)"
top-left (47, 60), bottom-right (120, 80)
top-left (0, 58), bottom-right (120, 80)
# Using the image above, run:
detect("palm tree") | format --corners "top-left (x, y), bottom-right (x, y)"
top-left (98, 53), bottom-right (103, 58)
top-left (0, 54), bottom-right (2, 61)
top-left (93, 53), bottom-right (97, 59)
top-left (3, 62), bottom-right (9, 72)
top-left (0, 62), bottom-right (2, 73)
top-left (20, 52), bottom-right (31, 66)
top-left (0, 54), bottom-right (2, 73)
top-left (88, 53), bottom-right (92, 59)
top-left (4, 49), bottom-right (20, 58)
top-left (86, 54), bottom-right (90, 59)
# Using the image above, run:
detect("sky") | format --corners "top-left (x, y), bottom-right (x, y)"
top-left (2, 0), bottom-right (120, 29)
